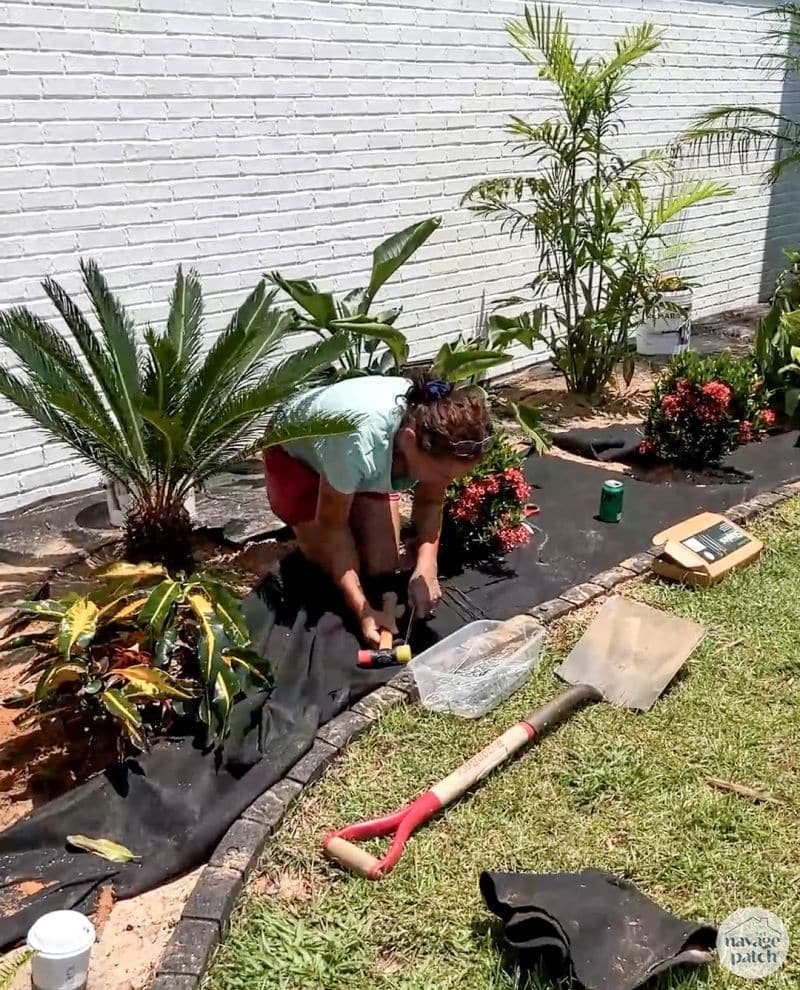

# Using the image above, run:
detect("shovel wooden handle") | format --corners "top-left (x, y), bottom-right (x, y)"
top-left (323, 683), bottom-right (602, 879)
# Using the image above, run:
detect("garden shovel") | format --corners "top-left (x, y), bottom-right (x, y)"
top-left (324, 596), bottom-right (705, 879)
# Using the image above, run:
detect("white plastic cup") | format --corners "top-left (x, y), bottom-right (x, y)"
top-left (27, 910), bottom-right (95, 990)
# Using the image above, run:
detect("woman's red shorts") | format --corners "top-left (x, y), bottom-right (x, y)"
top-left (263, 445), bottom-right (399, 527)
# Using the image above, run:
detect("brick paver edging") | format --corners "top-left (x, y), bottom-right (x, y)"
top-left (150, 482), bottom-right (800, 988)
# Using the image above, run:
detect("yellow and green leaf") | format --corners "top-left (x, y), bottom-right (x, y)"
top-left (57, 599), bottom-right (99, 658)
top-left (67, 834), bottom-right (140, 863)
top-left (223, 647), bottom-right (273, 691)
top-left (195, 579), bottom-right (249, 647)
top-left (139, 579), bottom-right (184, 633)
top-left (110, 664), bottom-right (197, 700)
top-left (94, 561), bottom-right (167, 581)
top-left (101, 688), bottom-right (147, 750)
top-left (17, 600), bottom-right (68, 620)
top-left (34, 659), bottom-right (88, 702)
top-left (187, 592), bottom-right (225, 684)
top-left (102, 594), bottom-right (150, 624)
top-left (209, 662), bottom-right (239, 743)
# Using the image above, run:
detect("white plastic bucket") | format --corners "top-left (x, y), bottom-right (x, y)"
top-left (637, 289), bottom-right (692, 356)
top-left (27, 910), bottom-right (95, 990)
top-left (105, 480), bottom-right (197, 528)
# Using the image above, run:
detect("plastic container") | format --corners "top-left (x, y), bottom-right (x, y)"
top-left (409, 614), bottom-right (545, 718)
top-left (27, 910), bottom-right (95, 990)
top-left (636, 288), bottom-right (692, 356)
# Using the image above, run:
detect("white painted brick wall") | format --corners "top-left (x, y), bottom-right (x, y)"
top-left (1, 0), bottom-right (799, 511)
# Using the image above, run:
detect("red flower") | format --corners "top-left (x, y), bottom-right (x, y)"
top-left (695, 402), bottom-right (723, 424)
top-left (501, 467), bottom-right (531, 503)
top-left (638, 438), bottom-right (657, 457)
top-left (762, 409), bottom-right (777, 428)
top-left (660, 394), bottom-right (681, 420)
top-left (701, 380), bottom-right (732, 409)
top-left (737, 420), bottom-right (753, 444)
top-left (496, 525), bottom-right (531, 553)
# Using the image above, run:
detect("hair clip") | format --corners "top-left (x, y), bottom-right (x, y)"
top-left (424, 380), bottom-right (453, 400)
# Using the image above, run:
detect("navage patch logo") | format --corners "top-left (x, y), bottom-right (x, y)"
top-left (717, 907), bottom-right (789, 979)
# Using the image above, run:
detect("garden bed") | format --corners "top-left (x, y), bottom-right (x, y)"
top-left (0, 324), bottom-right (791, 988)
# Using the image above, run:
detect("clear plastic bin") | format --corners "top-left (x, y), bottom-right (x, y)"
top-left (409, 615), bottom-right (546, 719)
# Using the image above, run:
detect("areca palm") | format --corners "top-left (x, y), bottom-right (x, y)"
top-left (682, 4), bottom-right (800, 184)
top-left (0, 261), bottom-right (355, 568)
top-left (464, 4), bottom-right (731, 393)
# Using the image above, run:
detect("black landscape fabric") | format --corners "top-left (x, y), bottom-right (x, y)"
top-left (0, 428), bottom-right (797, 947)
top-left (481, 869), bottom-right (717, 990)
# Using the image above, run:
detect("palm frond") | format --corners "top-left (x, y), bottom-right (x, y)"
top-left (42, 274), bottom-right (123, 413)
top-left (0, 367), bottom-right (133, 483)
top-left (262, 410), bottom-right (362, 450)
top-left (183, 281), bottom-right (286, 442)
top-left (682, 106), bottom-right (800, 182)
top-left (80, 259), bottom-right (149, 470)
top-left (166, 265), bottom-right (204, 382)
top-left (648, 179), bottom-right (733, 231)
top-left (597, 21), bottom-right (663, 85)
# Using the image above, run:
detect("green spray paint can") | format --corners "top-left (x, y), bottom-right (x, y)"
top-left (599, 479), bottom-right (624, 523)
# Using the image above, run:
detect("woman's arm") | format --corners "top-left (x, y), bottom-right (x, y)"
top-left (409, 482), bottom-right (446, 616)
top-left (305, 478), bottom-right (396, 646)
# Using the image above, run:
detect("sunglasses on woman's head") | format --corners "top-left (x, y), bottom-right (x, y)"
top-left (449, 435), bottom-right (494, 458)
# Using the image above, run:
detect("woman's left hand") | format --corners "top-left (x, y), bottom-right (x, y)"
top-left (408, 566), bottom-right (442, 619)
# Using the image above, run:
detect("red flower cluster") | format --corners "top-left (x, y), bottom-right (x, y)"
top-left (449, 480), bottom-right (484, 523)
top-left (501, 467), bottom-right (532, 503)
top-left (701, 381), bottom-right (732, 407)
top-left (660, 378), bottom-right (733, 425)
top-left (737, 420), bottom-right (753, 444)
top-left (496, 525), bottom-right (531, 552)
top-left (762, 408), bottom-right (777, 428)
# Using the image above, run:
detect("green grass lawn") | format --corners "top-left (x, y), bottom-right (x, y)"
top-left (206, 499), bottom-right (800, 990)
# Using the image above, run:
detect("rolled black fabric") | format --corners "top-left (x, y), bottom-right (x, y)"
top-left (481, 869), bottom-right (717, 990)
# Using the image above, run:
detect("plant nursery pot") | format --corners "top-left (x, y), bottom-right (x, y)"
top-left (105, 480), bottom-right (197, 528)
top-left (636, 289), bottom-right (692, 357)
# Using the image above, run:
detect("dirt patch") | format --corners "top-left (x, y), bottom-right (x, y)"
top-left (253, 868), bottom-right (315, 904)
top-left (2, 869), bottom-right (201, 990)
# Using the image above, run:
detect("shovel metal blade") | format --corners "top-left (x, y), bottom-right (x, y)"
top-left (555, 596), bottom-right (706, 711)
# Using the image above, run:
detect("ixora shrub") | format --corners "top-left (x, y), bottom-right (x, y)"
top-left (443, 436), bottom-right (533, 561)
top-left (0, 262), bottom-right (355, 570)
top-left (463, 4), bottom-right (731, 395)
top-left (3, 561), bottom-right (270, 752)
top-left (642, 352), bottom-right (773, 467)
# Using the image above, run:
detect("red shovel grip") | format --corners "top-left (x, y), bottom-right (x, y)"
top-left (324, 792), bottom-right (442, 879)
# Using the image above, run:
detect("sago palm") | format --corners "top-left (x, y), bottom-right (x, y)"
top-left (0, 261), bottom-right (355, 568)
top-left (683, 4), bottom-right (800, 184)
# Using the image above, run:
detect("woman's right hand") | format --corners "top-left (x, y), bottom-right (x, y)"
top-left (359, 606), bottom-right (399, 649)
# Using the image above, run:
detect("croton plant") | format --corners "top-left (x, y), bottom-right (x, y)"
top-left (3, 562), bottom-right (269, 753)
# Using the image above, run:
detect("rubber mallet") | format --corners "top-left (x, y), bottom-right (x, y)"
top-left (357, 592), bottom-right (412, 668)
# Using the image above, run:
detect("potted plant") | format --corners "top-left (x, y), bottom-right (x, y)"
top-left (636, 273), bottom-right (694, 357)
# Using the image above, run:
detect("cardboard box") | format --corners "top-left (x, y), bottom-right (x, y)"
top-left (651, 512), bottom-right (763, 587)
